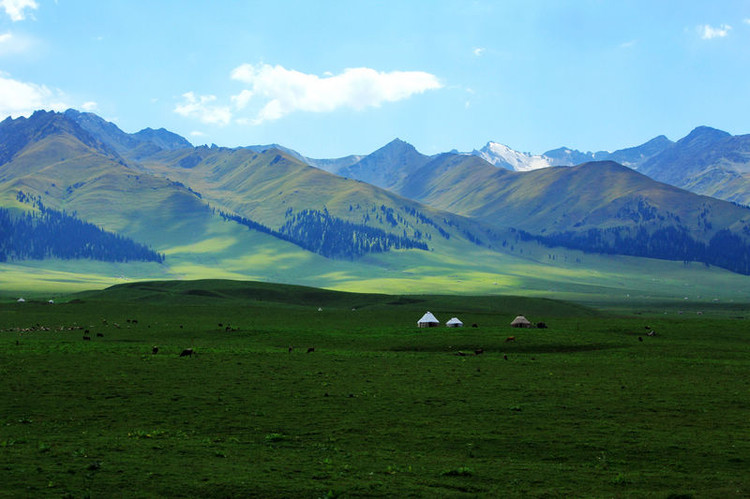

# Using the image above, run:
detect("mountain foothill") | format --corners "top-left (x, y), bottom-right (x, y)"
top-left (1, 109), bottom-right (750, 277)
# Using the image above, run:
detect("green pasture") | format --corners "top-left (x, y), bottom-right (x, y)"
top-left (1, 280), bottom-right (748, 497)
top-left (3, 232), bottom-right (750, 309)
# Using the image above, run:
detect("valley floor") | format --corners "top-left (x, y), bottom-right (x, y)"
top-left (0, 286), bottom-right (748, 497)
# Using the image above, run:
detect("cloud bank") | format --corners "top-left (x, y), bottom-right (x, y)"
top-left (1, 0), bottom-right (38, 21)
top-left (0, 74), bottom-right (67, 117)
top-left (175, 64), bottom-right (442, 126)
top-left (229, 64), bottom-right (443, 124)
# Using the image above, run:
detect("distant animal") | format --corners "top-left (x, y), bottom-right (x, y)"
top-left (474, 348), bottom-right (484, 355)
top-left (647, 330), bottom-right (656, 337)
top-left (288, 346), bottom-right (293, 353)
top-left (82, 335), bottom-right (91, 341)
top-left (638, 336), bottom-right (643, 342)
top-left (179, 324), bottom-right (183, 329)
top-left (179, 348), bottom-right (194, 357)
top-left (218, 323), bottom-right (223, 327)
top-left (644, 326), bottom-right (652, 330)
top-left (306, 347), bottom-right (315, 353)
top-left (505, 336), bottom-right (516, 342)
top-left (152, 346), bottom-right (159, 355)
top-left (455, 351), bottom-right (467, 356)
top-left (96, 333), bottom-right (104, 337)
top-left (503, 354), bottom-right (508, 361)
top-left (472, 323), bottom-right (479, 328)
top-left (536, 322), bottom-right (547, 329)
top-left (84, 329), bottom-right (90, 334)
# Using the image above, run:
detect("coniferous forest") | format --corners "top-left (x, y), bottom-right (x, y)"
top-left (221, 208), bottom-right (428, 259)
top-left (0, 206), bottom-right (164, 263)
top-left (520, 225), bottom-right (750, 275)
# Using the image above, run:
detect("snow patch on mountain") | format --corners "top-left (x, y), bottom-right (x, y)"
top-left (472, 142), bottom-right (554, 171)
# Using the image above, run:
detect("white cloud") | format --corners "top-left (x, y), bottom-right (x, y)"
top-left (698, 24), bottom-right (732, 40)
top-left (80, 101), bottom-right (98, 112)
top-left (229, 63), bottom-right (442, 124)
top-left (1, 0), bottom-right (38, 21)
top-left (0, 30), bottom-right (33, 55)
top-left (473, 47), bottom-right (484, 57)
top-left (619, 39), bottom-right (637, 48)
top-left (174, 92), bottom-right (232, 125)
top-left (0, 74), bottom-right (68, 117)
top-left (190, 130), bottom-right (206, 137)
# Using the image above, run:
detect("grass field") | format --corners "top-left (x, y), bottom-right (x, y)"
top-left (1, 280), bottom-right (748, 497)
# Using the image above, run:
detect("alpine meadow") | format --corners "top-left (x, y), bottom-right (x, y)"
top-left (2, 1), bottom-right (750, 497)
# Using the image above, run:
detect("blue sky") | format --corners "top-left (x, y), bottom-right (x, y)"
top-left (2, 1), bottom-right (750, 158)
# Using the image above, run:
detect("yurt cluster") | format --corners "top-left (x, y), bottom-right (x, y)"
top-left (417, 312), bottom-right (539, 328)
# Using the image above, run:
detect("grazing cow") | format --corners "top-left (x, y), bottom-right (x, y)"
top-left (218, 323), bottom-right (223, 327)
top-left (306, 347), bottom-right (315, 353)
top-left (647, 330), bottom-right (656, 337)
top-left (505, 336), bottom-right (516, 342)
top-left (474, 348), bottom-right (484, 355)
top-left (179, 324), bottom-right (183, 329)
top-left (288, 346), bottom-right (293, 353)
top-left (96, 333), bottom-right (104, 337)
top-left (503, 354), bottom-right (508, 361)
top-left (644, 326), bottom-right (652, 330)
top-left (536, 322), bottom-right (547, 329)
top-left (83, 335), bottom-right (91, 341)
top-left (472, 323), bottom-right (479, 328)
top-left (179, 348), bottom-right (194, 357)
top-left (638, 336), bottom-right (643, 342)
top-left (152, 346), bottom-right (159, 355)
top-left (455, 351), bottom-right (467, 356)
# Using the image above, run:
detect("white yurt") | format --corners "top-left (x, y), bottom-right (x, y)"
top-left (446, 317), bottom-right (464, 327)
top-left (417, 311), bottom-right (440, 328)
top-left (510, 315), bottom-right (532, 328)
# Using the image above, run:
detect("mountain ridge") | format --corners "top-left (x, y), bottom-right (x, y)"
top-left (3, 109), bottom-right (750, 282)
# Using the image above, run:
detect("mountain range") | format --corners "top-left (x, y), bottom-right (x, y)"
top-left (2, 109), bottom-right (750, 297)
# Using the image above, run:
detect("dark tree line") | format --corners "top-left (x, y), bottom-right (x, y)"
top-left (0, 206), bottom-right (164, 263)
top-left (280, 209), bottom-right (428, 258)
top-left (220, 208), bottom-right (428, 259)
top-left (519, 225), bottom-right (750, 275)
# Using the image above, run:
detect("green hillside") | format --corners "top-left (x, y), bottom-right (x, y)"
top-left (2, 110), bottom-right (750, 303)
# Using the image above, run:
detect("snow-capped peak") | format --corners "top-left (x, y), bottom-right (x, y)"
top-left (473, 141), bottom-right (552, 171)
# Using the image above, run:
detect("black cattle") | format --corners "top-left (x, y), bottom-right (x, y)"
top-left (152, 346), bottom-right (159, 355)
top-left (179, 348), bottom-right (194, 357)
top-left (307, 347), bottom-right (315, 353)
